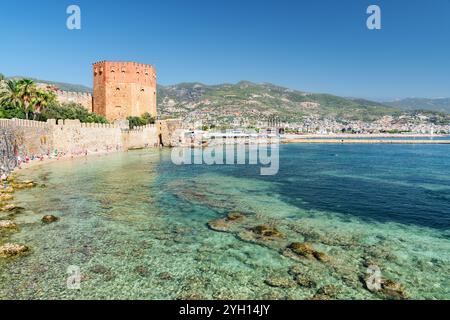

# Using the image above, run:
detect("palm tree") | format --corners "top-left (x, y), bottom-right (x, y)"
top-left (0, 79), bottom-right (23, 111)
top-left (31, 89), bottom-right (56, 119)
top-left (17, 79), bottom-right (36, 119)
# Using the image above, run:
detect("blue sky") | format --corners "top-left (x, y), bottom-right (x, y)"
top-left (0, 0), bottom-right (449, 100)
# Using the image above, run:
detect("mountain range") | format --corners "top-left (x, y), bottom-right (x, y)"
top-left (5, 76), bottom-right (450, 122)
top-left (384, 98), bottom-right (450, 114)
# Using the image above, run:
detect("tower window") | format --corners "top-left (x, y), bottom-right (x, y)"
top-left (116, 87), bottom-right (120, 91)
top-left (141, 89), bottom-right (145, 92)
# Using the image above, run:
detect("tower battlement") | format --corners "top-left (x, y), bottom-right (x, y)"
top-left (92, 61), bottom-right (157, 121)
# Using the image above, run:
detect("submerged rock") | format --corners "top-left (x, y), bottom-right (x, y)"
top-left (362, 265), bottom-right (407, 299)
top-left (176, 292), bottom-right (205, 300)
top-left (159, 272), bottom-right (173, 280)
top-left (0, 204), bottom-right (23, 212)
top-left (287, 242), bottom-right (331, 263)
top-left (226, 212), bottom-right (245, 221)
top-left (311, 285), bottom-right (339, 300)
top-left (288, 265), bottom-right (304, 276)
top-left (0, 187), bottom-right (14, 194)
top-left (0, 243), bottom-right (29, 257)
top-left (90, 264), bottom-right (110, 274)
top-left (11, 180), bottom-right (36, 190)
top-left (134, 265), bottom-right (149, 277)
top-left (250, 225), bottom-right (285, 239)
top-left (264, 276), bottom-right (296, 288)
top-left (380, 279), bottom-right (408, 300)
top-left (207, 219), bottom-right (230, 232)
top-left (42, 215), bottom-right (59, 224)
top-left (288, 242), bottom-right (315, 258)
top-left (0, 194), bottom-right (13, 202)
top-left (0, 220), bottom-right (18, 230)
top-left (295, 275), bottom-right (316, 288)
top-left (312, 251), bottom-right (331, 263)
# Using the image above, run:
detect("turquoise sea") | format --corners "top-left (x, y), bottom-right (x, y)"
top-left (1, 144), bottom-right (449, 299)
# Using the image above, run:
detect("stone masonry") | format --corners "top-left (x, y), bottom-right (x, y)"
top-left (93, 61), bottom-right (157, 122)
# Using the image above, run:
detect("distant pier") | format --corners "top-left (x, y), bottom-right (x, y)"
top-left (282, 139), bottom-right (450, 144)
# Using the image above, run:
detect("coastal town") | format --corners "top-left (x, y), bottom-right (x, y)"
top-left (1, 60), bottom-right (450, 179)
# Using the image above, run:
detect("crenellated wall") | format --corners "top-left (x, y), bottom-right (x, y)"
top-left (0, 119), bottom-right (52, 158)
top-left (0, 119), bottom-right (160, 162)
top-left (55, 90), bottom-right (93, 112)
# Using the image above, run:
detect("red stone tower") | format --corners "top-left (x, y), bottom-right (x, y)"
top-left (92, 61), bottom-right (157, 121)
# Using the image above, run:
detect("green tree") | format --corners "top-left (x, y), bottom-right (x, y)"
top-left (31, 89), bottom-right (56, 119)
top-left (0, 73), bottom-right (4, 81)
top-left (0, 79), bottom-right (23, 111)
top-left (141, 112), bottom-right (155, 124)
top-left (17, 79), bottom-right (36, 119)
top-left (127, 112), bottom-right (156, 129)
top-left (39, 102), bottom-right (108, 124)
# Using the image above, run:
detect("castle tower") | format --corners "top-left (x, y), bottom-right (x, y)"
top-left (92, 61), bottom-right (157, 121)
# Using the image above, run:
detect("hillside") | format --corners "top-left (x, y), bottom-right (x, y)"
top-left (386, 98), bottom-right (450, 114)
top-left (157, 81), bottom-right (400, 124)
top-left (4, 75), bottom-right (449, 125)
top-left (7, 76), bottom-right (92, 93)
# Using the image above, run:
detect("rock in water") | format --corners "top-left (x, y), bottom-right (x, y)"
top-left (0, 194), bottom-right (14, 202)
top-left (42, 215), bottom-right (59, 223)
top-left (264, 276), bottom-right (296, 288)
top-left (11, 181), bottom-right (36, 189)
top-left (288, 242), bottom-right (315, 258)
top-left (134, 266), bottom-right (149, 277)
top-left (226, 212), bottom-right (245, 221)
top-left (296, 275), bottom-right (316, 288)
top-left (159, 272), bottom-right (173, 280)
top-left (311, 285), bottom-right (339, 300)
top-left (0, 186), bottom-right (14, 193)
top-left (207, 219), bottom-right (230, 232)
top-left (0, 220), bottom-right (18, 230)
top-left (0, 243), bottom-right (29, 257)
top-left (0, 204), bottom-right (23, 212)
top-left (288, 242), bottom-right (331, 262)
top-left (250, 225), bottom-right (285, 239)
top-left (312, 251), bottom-right (331, 263)
top-left (381, 279), bottom-right (408, 300)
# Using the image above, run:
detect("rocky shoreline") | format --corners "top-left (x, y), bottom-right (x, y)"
top-left (0, 174), bottom-right (59, 258)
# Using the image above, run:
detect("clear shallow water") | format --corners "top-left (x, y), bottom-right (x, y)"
top-left (0, 144), bottom-right (449, 299)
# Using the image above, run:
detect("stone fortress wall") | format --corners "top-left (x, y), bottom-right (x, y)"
top-left (55, 90), bottom-right (93, 112)
top-left (36, 83), bottom-right (93, 112)
top-left (0, 119), bottom-right (162, 162)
